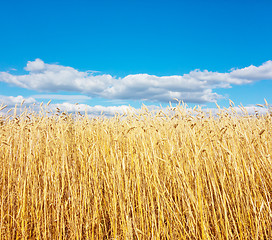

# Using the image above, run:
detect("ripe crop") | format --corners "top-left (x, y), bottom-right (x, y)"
top-left (0, 103), bottom-right (271, 239)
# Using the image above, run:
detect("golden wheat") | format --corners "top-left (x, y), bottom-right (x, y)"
top-left (0, 103), bottom-right (271, 239)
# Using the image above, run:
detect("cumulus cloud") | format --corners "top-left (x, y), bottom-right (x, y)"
top-left (31, 94), bottom-right (91, 101)
top-left (0, 95), bottom-right (131, 117)
top-left (230, 61), bottom-right (272, 80)
top-left (0, 95), bottom-right (36, 107)
top-left (1, 95), bottom-right (270, 118)
top-left (1, 59), bottom-right (272, 103)
top-left (0, 59), bottom-right (113, 93)
top-left (24, 58), bottom-right (46, 72)
top-left (202, 106), bottom-right (271, 116)
top-left (50, 102), bottom-right (131, 117)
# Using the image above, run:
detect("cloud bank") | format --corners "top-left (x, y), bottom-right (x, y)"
top-left (1, 59), bottom-right (272, 103)
top-left (0, 95), bottom-right (131, 117)
top-left (1, 95), bottom-right (270, 118)
top-left (0, 95), bottom-right (36, 107)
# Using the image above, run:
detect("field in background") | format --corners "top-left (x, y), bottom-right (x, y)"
top-left (0, 102), bottom-right (272, 239)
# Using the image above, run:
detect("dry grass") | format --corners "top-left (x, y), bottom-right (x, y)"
top-left (0, 103), bottom-right (272, 239)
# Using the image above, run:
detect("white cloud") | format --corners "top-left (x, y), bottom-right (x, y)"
top-left (50, 102), bottom-right (131, 116)
top-left (230, 61), bottom-right (272, 80)
top-left (202, 106), bottom-right (270, 116)
top-left (1, 95), bottom-right (270, 118)
top-left (1, 59), bottom-right (272, 103)
top-left (0, 95), bottom-right (132, 117)
top-left (0, 95), bottom-right (36, 107)
top-left (24, 58), bottom-right (46, 72)
top-left (0, 59), bottom-right (114, 93)
top-left (31, 94), bottom-right (91, 101)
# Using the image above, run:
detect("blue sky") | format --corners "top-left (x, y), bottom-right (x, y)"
top-left (1, 0), bottom-right (272, 114)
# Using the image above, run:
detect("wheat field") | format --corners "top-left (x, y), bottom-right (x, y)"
top-left (0, 102), bottom-right (271, 239)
